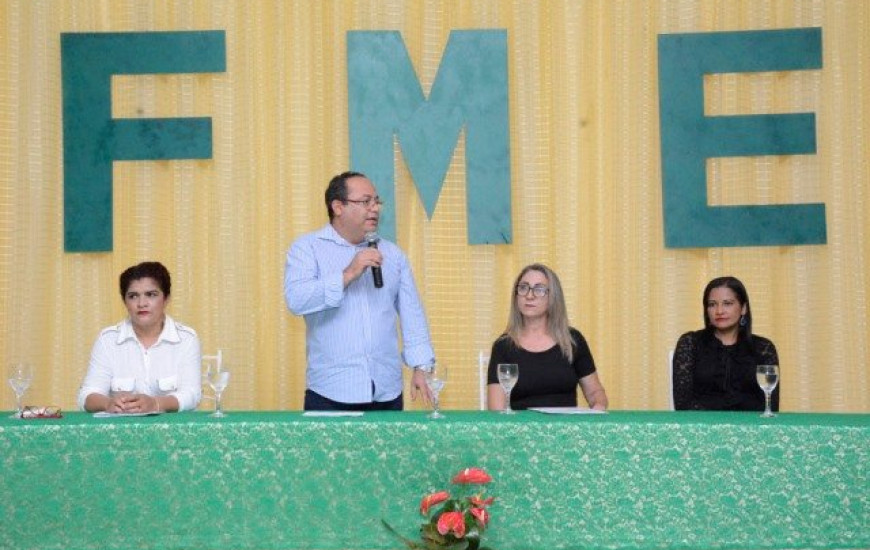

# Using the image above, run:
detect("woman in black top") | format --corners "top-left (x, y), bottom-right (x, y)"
top-left (673, 276), bottom-right (780, 411)
top-left (486, 263), bottom-right (608, 411)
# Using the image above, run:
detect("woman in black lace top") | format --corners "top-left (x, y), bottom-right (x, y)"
top-left (673, 276), bottom-right (779, 411)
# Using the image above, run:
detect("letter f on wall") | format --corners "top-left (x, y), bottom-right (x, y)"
top-left (62, 31), bottom-right (226, 252)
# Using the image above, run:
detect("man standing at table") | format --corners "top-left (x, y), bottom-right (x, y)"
top-left (284, 171), bottom-right (435, 411)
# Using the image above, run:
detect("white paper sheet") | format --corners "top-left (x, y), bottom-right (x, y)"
top-left (93, 411), bottom-right (162, 418)
top-left (527, 407), bottom-right (606, 415)
top-left (302, 411), bottom-right (364, 417)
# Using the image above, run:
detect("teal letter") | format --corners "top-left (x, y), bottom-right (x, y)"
top-left (62, 31), bottom-right (226, 252)
top-left (348, 30), bottom-right (511, 244)
top-left (658, 28), bottom-right (825, 248)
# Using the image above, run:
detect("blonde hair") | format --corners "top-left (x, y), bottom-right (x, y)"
top-left (502, 263), bottom-right (574, 362)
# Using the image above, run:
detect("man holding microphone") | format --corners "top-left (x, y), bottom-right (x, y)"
top-left (284, 171), bottom-right (435, 411)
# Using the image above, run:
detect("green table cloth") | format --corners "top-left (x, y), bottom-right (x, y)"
top-left (1, 411), bottom-right (867, 550)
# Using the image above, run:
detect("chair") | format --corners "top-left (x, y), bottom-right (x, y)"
top-left (478, 351), bottom-right (489, 410)
top-left (668, 349), bottom-right (675, 410)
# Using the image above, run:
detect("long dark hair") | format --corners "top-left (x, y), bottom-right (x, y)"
top-left (702, 276), bottom-right (752, 342)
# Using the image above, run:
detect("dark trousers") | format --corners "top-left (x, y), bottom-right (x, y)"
top-left (303, 388), bottom-right (403, 411)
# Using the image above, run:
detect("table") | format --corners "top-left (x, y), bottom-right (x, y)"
top-left (1, 411), bottom-right (868, 550)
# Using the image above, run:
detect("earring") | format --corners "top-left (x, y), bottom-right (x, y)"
top-left (739, 315), bottom-right (747, 327)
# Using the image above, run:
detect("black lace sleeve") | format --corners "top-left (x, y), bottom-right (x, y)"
top-left (672, 332), bottom-right (705, 410)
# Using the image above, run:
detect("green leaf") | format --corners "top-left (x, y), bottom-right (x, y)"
top-left (420, 523), bottom-right (449, 545)
top-left (442, 499), bottom-right (461, 513)
top-left (463, 529), bottom-right (480, 550)
top-left (382, 519), bottom-right (426, 550)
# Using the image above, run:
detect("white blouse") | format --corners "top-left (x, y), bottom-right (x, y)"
top-left (77, 315), bottom-right (202, 411)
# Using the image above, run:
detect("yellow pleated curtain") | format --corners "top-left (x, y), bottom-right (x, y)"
top-left (0, 0), bottom-right (867, 413)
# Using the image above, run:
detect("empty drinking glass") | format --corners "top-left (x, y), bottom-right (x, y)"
top-left (7, 363), bottom-right (33, 419)
top-left (422, 363), bottom-right (446, 419)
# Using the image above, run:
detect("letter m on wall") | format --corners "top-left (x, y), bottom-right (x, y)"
top-left (62, 31), bottom-right (226, 252)
top-left (348, 30), bottom-right (511, 244)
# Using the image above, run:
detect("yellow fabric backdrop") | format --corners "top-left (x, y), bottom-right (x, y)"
top-left (1, 0), bottom-right (867, 412)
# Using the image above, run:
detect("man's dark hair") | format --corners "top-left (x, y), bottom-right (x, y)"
top-left (325, 171), bottom-right (367, 221)
top-left (119, 262), bottom-right (172, 298)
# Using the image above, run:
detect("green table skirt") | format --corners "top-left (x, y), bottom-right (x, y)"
top-left (1, 411), bottom-right (868, 550)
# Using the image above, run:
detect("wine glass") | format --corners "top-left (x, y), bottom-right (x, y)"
top-left (756, 364), bottom-right (779, 418)
top-left (203, 354), bottom-right (230, 418)
top-left (8, 363), bottom-right (33, 419)
top-left (497, 363), bottom-right (519, 414)
top-left (422, 363), bottom-right (446, 419)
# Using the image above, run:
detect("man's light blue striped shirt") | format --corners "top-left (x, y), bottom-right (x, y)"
top-left (284, 224), bottom-right (435, 403)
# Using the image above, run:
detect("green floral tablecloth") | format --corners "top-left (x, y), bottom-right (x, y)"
top-left (0, 411), bottom-right (867, 550)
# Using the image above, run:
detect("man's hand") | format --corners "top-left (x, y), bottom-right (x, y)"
top-left (343, 248), bottom-right (382, 287)
top-left (410, 368), bottom-right (432, 405)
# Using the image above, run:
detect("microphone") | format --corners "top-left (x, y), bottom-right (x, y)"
top-left (365, 232), bottom-right (383, 288)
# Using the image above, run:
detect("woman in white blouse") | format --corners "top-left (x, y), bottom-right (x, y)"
top-left (78, 262), bottom-right (202, 413)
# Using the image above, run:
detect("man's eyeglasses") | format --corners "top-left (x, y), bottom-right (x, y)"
top-left (344, 197), bottom-right (384, 209)
top-left (20, 406), bottom-right (62, 419)
top-left (516, 283), bottom-right (549, 298)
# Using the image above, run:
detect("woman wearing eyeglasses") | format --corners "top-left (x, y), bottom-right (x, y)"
top-left (486, 263), bottom-right (608, 411)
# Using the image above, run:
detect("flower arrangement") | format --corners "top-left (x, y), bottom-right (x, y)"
top-left (383, 467), bottom-right (496, 550)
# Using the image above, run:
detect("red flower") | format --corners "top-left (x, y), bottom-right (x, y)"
top-left (452, 467), bottom-right (492, 485)
top-left (470, 507), bottom-right (490, 527)
top-left (469, 494), bottom-right (495, 507)
top-left (436, 511), bottom-right (466, 538)
top-left (419, 491), bottom-right (450, 515)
